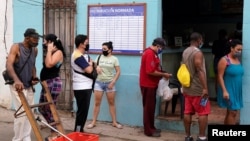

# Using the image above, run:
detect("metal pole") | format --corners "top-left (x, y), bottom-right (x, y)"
top-left (36, 116), bottom-right (73, 141)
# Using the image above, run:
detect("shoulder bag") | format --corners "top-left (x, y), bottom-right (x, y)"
top-left (73, 54), bottom-right (101, 91)
top-left (2, 46), bottom-right (32, 85)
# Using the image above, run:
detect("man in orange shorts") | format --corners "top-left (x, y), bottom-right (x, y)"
top-left (181, 32), bottom-right (210, 141)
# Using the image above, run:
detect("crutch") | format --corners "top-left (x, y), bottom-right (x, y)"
top-left (36, 116), bottom-right (73, 141)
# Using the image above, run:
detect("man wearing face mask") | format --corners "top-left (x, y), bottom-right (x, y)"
top-left (217, 39), bottom-right (243, 125)
top-left (181, 32), bottom-right (210, 141)
top-left (6, 28), bottom-right (40, 141)
top-left (139, 37), bottom-right (172, 137)
top-left (71, 34), bottom-right (93, 133)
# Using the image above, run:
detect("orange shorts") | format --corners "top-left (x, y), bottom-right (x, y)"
top-left (183, 93), bottom-right (211, 116)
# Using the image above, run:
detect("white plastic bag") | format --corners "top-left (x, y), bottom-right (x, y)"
top-left (157, 78), bottom-right (167, 97)
top-left (157, 78), bottom-right (173, 101)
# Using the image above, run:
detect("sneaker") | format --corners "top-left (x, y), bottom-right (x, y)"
top-left (196, 137), bottom-right (207, 141)
top-left (185, 136), bottom-right (194, 141)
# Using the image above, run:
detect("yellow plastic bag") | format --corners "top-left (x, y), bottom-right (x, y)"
top-left (177, 64), bottom-right (191, 87)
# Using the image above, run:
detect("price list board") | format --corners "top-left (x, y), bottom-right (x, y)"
top-left (88, 3), bottom-right (146, 55)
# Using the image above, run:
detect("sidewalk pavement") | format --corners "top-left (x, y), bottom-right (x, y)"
top-left (0, 106), bottom-right (186, 141)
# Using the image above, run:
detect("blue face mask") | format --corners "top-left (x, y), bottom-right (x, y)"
top-left (158, 48), bottom-right (162, 54)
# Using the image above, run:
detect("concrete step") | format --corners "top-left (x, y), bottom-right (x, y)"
top-left (156, 100), bottom-right (239, 134)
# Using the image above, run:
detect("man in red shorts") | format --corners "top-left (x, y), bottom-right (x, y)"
top-left (181, 32), bottom-right (210, 141)
top-left (139, 37), bottom-right (172, 137)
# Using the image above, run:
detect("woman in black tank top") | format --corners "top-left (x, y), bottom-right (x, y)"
top-left (38, 34), bottom-right (66, 141)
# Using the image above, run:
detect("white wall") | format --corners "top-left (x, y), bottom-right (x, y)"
top-left (0, 0), bottom-right (13, 109)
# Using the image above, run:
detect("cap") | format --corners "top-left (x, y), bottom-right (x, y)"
top-left (24, 28), bottom-right (42, 38)
top-left (153, 37), bottom-right (167, 48)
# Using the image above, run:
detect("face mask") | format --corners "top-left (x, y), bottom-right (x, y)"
top-left (234, 51), bottom-right (242, 58)
top-left (102, 50), bottom-right (109, 56)
top-left (158, 48), bottom-right (162, 54)
top-left (30, 42), bottom-right (38, 47)
top-left (85, 44), bottom-right (89, 51)
top-left (43, 44), bottom-right (47, 49)
top-left (199, 42), bottom-right (204, 49)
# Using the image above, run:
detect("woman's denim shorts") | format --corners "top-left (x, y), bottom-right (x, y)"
top-left (94, 80), bottom-right (116, 92)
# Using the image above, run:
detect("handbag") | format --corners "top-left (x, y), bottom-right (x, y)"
top-left (2, 46), bottom-right (32, 85)
top-left (73, 54), bottom-right (101, 80)
top-left (73, 54), bottom-right (101, 91)
top-left (177, 49), bottom-right (199, 87)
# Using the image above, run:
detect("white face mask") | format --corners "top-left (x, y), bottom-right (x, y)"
top-left (233, 51), bottom-right (242, 58)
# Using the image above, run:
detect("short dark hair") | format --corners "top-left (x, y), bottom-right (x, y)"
top-left (152, 37), bottom-right (166, 48)
top-left (190, 32), bottom-right (202, 42)
top-left (75, 34), bottom-right (88, 48)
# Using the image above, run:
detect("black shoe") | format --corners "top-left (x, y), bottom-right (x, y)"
top-left (155, 129), bottom-right (161, 133)
top-left (196, 137), bottom-right (207, 141)
top-left (146, 132), bottom-right (161, 137)
top-left (185, 136), bottom-right (194, 141)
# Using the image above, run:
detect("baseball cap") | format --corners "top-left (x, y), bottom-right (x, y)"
top-left (24, 28), bottom-right (42, 38)
top-left (153, 37), bottom-right (167, 48)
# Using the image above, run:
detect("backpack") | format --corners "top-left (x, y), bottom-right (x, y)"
top-left (177, 64), bottom-right (191, 87)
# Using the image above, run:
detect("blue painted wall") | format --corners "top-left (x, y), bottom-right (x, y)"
top-left (240, 0), bottom-right (250, 124)
top-left (76, 0), bottom-right (163, 126)
top-left (12, 0), bottom-right (250, 128)
top-left (13, 0), bottom-right (43, 104)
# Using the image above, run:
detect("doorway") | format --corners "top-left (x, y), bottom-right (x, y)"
top-left (160, 0), bottom-right (243, 122)
top-left (44, 0), bottom-right (76, 110)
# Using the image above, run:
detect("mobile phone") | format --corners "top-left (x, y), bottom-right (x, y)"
top-left (200, 97), bottom-right (208, 107)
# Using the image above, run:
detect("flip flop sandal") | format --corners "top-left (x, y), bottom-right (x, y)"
top-left (86, 123), bottom-right (96, 129)
top-left (113, 123), bottom-right (123, 129)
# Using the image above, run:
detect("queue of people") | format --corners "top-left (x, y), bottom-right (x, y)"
top-left (5, 28), bottom-right (244, 141)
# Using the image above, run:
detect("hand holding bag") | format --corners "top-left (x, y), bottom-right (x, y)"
top-left (157, 78), bottom-right (173, 101)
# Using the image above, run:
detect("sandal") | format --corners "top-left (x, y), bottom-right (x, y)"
top-left (86, 123), bottom-right (96, 129)
top-left (112, 123), bottom-right (123, 129)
